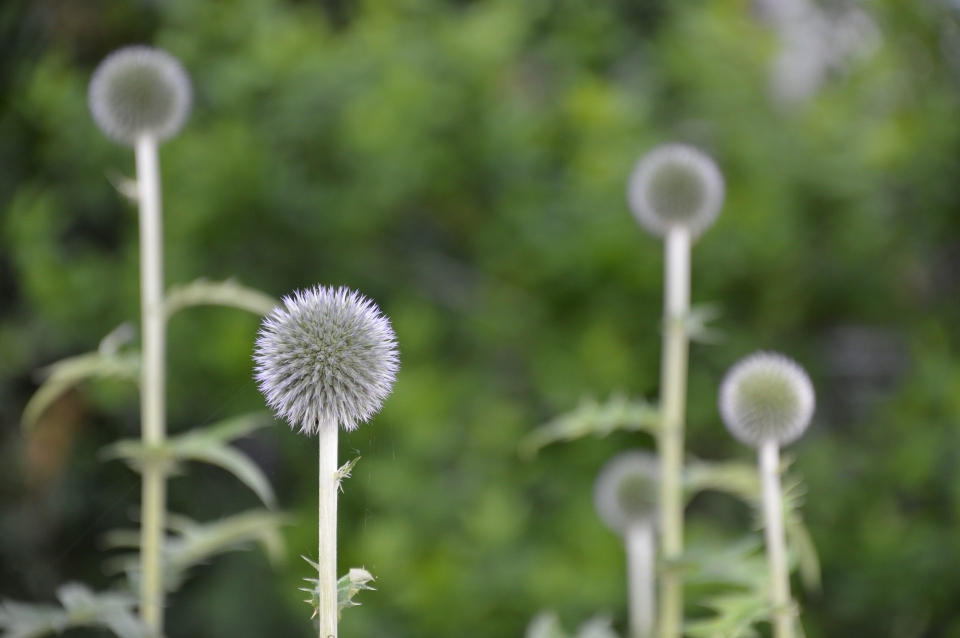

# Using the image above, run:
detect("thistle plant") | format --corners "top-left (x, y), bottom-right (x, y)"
top-left (88, 45), bottom-right (191, 633)
top-left (627, 143), bottom-right (725, 638)
top-left (254, 285), bottom-right (399, 638)
top-left (719, 352), bottom-right (815, 638)
top-left (594, 452), bottom-right (660, 638)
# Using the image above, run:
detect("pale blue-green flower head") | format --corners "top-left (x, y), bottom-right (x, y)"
top-left (593, 451), bottom-right (659, 534)
top-left (719, 351), bottom-right (815, 447)
top-left (627, 143), bottom-right (725, 238)
top-left (88, 46), bottom-right (192, 145)
top-left (254, 286), bottom-right (399, 434)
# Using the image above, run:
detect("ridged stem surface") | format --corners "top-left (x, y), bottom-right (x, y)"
top-left (657, 228), bottom-right (690, 638)
top-left (135, 134), bottom-right (167, 633)
top-left (760, 440), bottom-right (794, 638)
top-left (626, 523), bottom-right (656, 638)
top-left (318, 423), bottom-right (339, 638)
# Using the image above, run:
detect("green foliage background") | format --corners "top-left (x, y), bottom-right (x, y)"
top-left (2, 0), bottom-right (960, 636)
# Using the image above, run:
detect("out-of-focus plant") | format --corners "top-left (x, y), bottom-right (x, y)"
top-left (9, 45), bottom-right (287, 638)
top-left (523, 146), bottom-right (820, 638)
top-left (253, 285), bottom-right (399, 638)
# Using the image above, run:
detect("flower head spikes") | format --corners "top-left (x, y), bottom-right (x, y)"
top-left (594, 451), bottom-right (659, 534)
top-left (89, 46), bottom-right (192, 145)
top-left (254, 286), bottom-right (399, 434)
top-left (719, 351), bottom-right (815, 447)
top-left (627, 143), bottom-right (725, 238)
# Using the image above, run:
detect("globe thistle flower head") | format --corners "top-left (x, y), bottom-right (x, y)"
top-left (593, 451), bottom-right (659, 534)
top-left (719, 352), bottom-right (815, 447)
top-left (88, 46), bottom-right (192, 145)
top-left (254, 286), bottom-right (399, 434)
top-left (627, 143), bottom-right (725, 238)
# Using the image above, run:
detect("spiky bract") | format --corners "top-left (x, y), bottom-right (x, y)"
top-left (88, 46), bottom-right (192, 145)
top-left (593, 451), bottom-right (659, 534)
top-left (719, 351), bottom-right (815, 447)
top-left (254, 286), bottom-right (399, 434)
top-left (627, 143), bottom-right (725, 238)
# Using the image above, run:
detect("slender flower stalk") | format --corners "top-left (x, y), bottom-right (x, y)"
top-left (594, 451), bottom-right (659, 638)
top-left (254, 286), bottom-right (399, 638)
top-left (89, 45), bottom-right (192, 633)
top-left (627, 144), bottom-right (725, 638)
top-left (134, 133), bottom-right (166, 631)
top-left (719, 352), bottom-right (816, 638)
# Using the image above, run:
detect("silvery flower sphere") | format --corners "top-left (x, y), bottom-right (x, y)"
top-left (254, 286), bottom-right (399, 434)
top-left (627, 143), bottom-right (725, 238)
top-left (593, 451), bottom-right (659, 534)
top-left (88, 46), bottom-right (192, 145)
top-left (719, 352), bottom-right (815, 447)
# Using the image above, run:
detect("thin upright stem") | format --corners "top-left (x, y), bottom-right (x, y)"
top-left (760, 440), bottom-right (794, 638)
top-left (135, 134), bottom-right (167, 633)
top-left (626, 523), bottom-right (656, 638)
top-left (657, 227), bottom-right (691, 638)
top-left (318, 423), bottom-right (339, 638)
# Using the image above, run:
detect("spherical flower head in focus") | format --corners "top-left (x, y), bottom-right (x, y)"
top-left (719, 351), bottom-right (815, 447)
top-left (254, 286), bottom-right (399, 434)
top-left (627, 143), bottom-right (725, 238)
top-left (593, 451), bottom-right (659, 534)
top-left (88, 46), bottom-right (192, 145)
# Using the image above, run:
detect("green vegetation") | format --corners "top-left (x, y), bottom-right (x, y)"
top-left (2, 0), bottom-right (960, 636)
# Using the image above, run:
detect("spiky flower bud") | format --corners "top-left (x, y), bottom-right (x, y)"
top-left (254, 286), bottom-right (399, 434)
top-left (627, 143), bottom-right (725, 238)
top-left (593, 451), bottom-right (659, 534)
top-left (88, 46), bottom-right (192, 145)
top-left (719, 351), bottom-right (815, 447)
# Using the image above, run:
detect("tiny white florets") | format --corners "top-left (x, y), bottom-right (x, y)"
top-left (593, 451), bottom-right (659, 534)
top-left (88, 45), bottom-right (192, 145)
top-left (254, 286), bottom-right (399, 434)
top-left (719, 351), bottom-right (815, 447)
top-left (627, 143), bottom-right (725, 238)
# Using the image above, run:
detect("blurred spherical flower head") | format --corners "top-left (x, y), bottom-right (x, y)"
top-left (719, 352), bottom-right (815, 447)
top-left (627, 144), bottom-right (725, 238)
top-left (254, 286), bottom-right (399, 434)
top-left (88, 46), bottom-right (192, 145)
top-left (593, 451), bottom-right (659, 534)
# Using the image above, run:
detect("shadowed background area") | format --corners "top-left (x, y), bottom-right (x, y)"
top-left (1, 0), bottom-right (959, 636)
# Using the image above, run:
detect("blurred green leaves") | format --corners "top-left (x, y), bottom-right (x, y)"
top-left (0, 583), bottom-right (151, 638)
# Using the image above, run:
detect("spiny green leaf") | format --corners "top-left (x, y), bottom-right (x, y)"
top-left (21, 331), bottom-right (140, 432)
top-left (164, 278), bottom-right (278, 319)
top-left (299, 562), bottom-right (375, 620)
top-left (684, 460), bottom-right (760, 504)
top-left (519, 394), bottom-right (659, 459)
top-left (0, 582), bottom-right (152, 638)
top-left (685, 592), bottom-right (769, 638)
top-left (103, 510), bottom-right (288, 592)
top-left (101, 412), bottom-right (277, 508)
top-left (335, 457), bottom-right (360, 492)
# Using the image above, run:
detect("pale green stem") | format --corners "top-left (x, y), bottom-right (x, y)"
top-left (135, 134), bottom-right (167, 633)
top-left (626, 522), bottom-right (656, 638)
top-left (760, 440), bottom-right (794, 638)
top-left (657, 228), bottom-right (690, 638)
top-left (318, 422), bottom-right (339, 638)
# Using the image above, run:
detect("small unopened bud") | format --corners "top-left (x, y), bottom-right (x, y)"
top-left (88, 46), bottom-right (192, 145)
top-left (254, 286), bottom-right (399, 434)
top-left (719, 351), bottom-right (815, 447)
top-left (627, 144), bottom-right (725, 238)
top-left (593, 451), bottom-right (659, 534)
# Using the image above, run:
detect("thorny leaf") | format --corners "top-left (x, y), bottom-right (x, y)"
top-left (102, 412), bottom-right (277, 508)
top-left (300, 560), bottom-right (375, 620)
top-left (22, 325), bottom-right (140, 432)
top-left (518, 394), bottom-right (659, 458)
top-left (164, 278), bottom-right (278, 319)
top-left (103, 510), bottom-right (287, 592)
top-left (0, 582), bottom-right (152, 638)
top-left (335, 457), bottom-right (360, 493)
